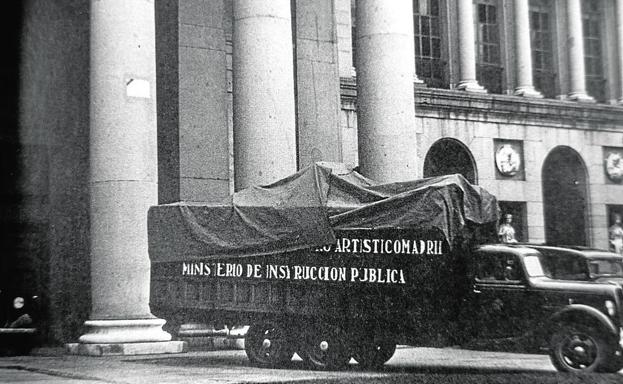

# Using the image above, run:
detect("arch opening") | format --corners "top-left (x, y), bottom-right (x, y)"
top-left (423, 138), bottom-right (477, 184)
top-left (541, 146), bottom-right (589, 246)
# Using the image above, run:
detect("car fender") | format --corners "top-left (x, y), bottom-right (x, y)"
top-left (548, 304), bottom-right (618, 337)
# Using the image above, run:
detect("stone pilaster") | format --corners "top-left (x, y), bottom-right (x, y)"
top-left (456, 0), bottom-right (486, 92)
top-left (335, 0), bottom-right (355, 77)
top-left (355, 0), bottom-right (418, 182)
top-left (233, 0), bottom-right (297, 189)
top-left (295, 0), bottom-right (342, 168)
top-left (74, 0), bottom-right (183, 355)
top-left (566, 0), bottom-right (594, 102)
top-left (513, 0), bottom-right (542, 97)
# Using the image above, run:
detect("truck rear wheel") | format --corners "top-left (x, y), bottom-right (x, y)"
top-left (549, 325), bottom-right (613, 372)
top-left (352, 335), bottom-right (396, 369)
top-left (300, 325), bottom-right (351, 370)
top-left (602, 354), bottom-right (623, 373)
top-left (244, 322), bottom-right (294, 368)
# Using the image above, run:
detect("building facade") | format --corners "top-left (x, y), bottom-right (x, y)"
top-left (2, 0), bottom-right (623, 347)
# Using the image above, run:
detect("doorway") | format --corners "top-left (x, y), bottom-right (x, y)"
top-left (542, 146), bottom-right (589, 246)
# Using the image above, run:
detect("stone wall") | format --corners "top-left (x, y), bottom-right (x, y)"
top-left (17, 0), bottom-right (91, 344)
top-left (156, 0), bottom-right (230, 203)
top-left (341, 83), bottom-right (623, 249)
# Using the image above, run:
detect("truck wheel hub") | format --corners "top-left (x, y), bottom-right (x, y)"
top-left (319, 341), bottom-right (329, 351)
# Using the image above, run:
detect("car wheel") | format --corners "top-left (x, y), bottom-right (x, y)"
top-left (549, 325), bottom-right (613, 373)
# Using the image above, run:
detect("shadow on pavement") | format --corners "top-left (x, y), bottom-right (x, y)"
top-left (129, 352), bottom-right (621, 384)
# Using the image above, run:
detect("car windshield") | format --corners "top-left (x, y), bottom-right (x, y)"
top-left (588, 259), bottom-right (623, 278)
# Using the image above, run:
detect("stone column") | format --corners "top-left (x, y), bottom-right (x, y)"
top-left (73, 0), bottom-right (183, 355)
top-left (233, 0), bottom-right (297, 189)
top-left (514, 0), bottom-right (542, 97)
top-left (567, 0), bottom-right (594, 101)
top-left (295, 0), bottom-right (342, 168)
top-left (456, 0), bottom-right (486, 92)
top-left (356, 0), bottom-right (417, 182)
top-left (617, 0), bottom-right (623, 103)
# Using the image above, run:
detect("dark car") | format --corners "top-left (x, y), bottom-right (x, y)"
top-left (0, 290), bottom-right (38, 355)
top-left (467, 244), bottom-right (623, 373)
top-left (520, 244), bottom-right (623, 284)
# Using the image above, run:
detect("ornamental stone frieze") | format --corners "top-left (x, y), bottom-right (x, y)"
top-left (340, 78), bottom-right (623, 131)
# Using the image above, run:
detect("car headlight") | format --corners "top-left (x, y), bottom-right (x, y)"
top-left (605, 300), bottom-right (616, 317)
top-left (13, 297), bottom-right (25, 309)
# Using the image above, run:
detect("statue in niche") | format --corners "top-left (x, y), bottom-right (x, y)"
top-left (498, 213), bottom-right (518, 243)
top-left (609, 213), bottom-right (623, 255)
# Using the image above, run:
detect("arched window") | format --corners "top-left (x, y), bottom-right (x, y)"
top-left (423, 138), bottom-right (477, 184)
top-left (542, 146), bottom-right (589, 246)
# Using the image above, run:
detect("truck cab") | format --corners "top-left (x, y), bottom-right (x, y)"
top-left (464, 244), bottom-right (623, 372)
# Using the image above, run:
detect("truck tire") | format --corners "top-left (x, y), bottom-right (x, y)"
top-left (549, 325), bottom-right (614, 373)
top-left (244, 323), bottom-right (294, 368)
top-left (351, 335), bottom-right (396, 369)
top-left (602, 356), bottom-right (623, 373)
top-left (300, 325), bottom-right (351, 370)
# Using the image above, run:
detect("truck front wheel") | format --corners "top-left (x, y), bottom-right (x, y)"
top-left (244, 322), bottom-right (294, 368)
top-left (351, 335), bottom-right (396, 369)
top-left (549, 325), bottom-right (613, 372)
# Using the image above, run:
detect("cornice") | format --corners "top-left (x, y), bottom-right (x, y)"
top-left (340, 78), bottom-right (623, 131)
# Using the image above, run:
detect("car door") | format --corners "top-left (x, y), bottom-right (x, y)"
top-left (461, 250), bottom-right (543, 342)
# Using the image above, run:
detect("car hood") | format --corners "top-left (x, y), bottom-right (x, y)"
top-left (593, 276), bottom-right (623, 286)
top-left (531, 277), bottom-right (620, 296)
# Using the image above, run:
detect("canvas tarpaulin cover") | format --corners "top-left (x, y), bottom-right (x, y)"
top-left (148, 162), bottom-right (499, 262)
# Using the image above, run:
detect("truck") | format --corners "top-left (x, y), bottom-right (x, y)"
top-left (148, 163), bottom-right (623, 373)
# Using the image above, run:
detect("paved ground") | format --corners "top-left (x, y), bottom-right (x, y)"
top-left (0, 346), bottom-right (621, 384)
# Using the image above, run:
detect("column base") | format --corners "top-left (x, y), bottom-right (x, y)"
top-left (567, 92), bottom-right (595, 103)
top-left (414, 75), bottom-right (425, 87)
top-left (456, 80), bottom-right (487, 93)
top-left (78, 318), bottom-right (172, 344)
top-left (67, 318), bottom-right (186, 356)
top-left (65, 341), bottom-right (187, 356)
top-left (514, 86), bottom-right (543, 98)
